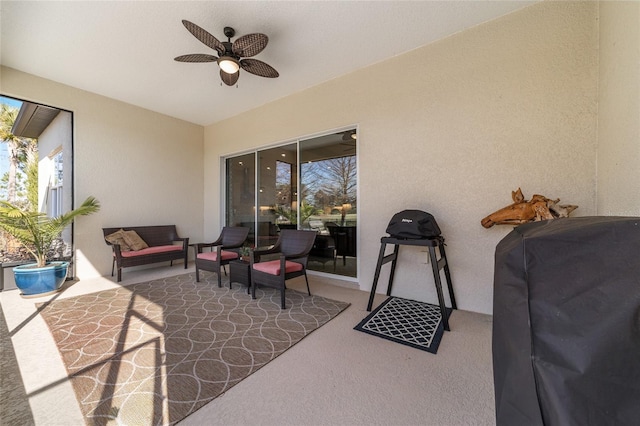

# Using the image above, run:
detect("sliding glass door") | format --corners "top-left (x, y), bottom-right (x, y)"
top-left (224, 129), bottom-right (357, 278)
top-left (257, 143), bottom-right (297, 247)
top-left (225, 152), bottom-right (256, 244)
top-left (299, 131), bottom-right (357, 277)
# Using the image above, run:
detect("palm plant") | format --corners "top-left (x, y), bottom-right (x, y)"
top-left (0, 196), bottom-right (100, 267)
top-left (273, 201), bottom-right (317, 225)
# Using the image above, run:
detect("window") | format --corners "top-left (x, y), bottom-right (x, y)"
top-left (0, 95), bottom-right (74, 265)
top-left (299, 131), bottom-right (357, 277)
top-left (225, 152), bottom-right (256, 244)
top-left (224, 128), bottom-right (357, 278)
top-left (47, 150), bottom-right (64, 218)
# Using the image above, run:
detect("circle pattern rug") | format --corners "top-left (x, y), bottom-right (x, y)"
top-left (38, 273), bottom-right (349, 425)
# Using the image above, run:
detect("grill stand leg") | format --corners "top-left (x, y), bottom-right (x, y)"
top-left (429, 246), bottom-right (450, 331)
top-left (367, 243), bottom-right (399, 311)
top-left (366, 237), bottom-right (456, 332)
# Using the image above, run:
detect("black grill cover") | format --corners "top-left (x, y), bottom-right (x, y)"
top-left (493, 216), bottom-right (640, 426)
top-left (385, 210), bottom-right (441, 239)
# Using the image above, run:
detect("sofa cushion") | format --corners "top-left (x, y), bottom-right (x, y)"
top-left (120, 245), bottom-right (182, 258)
top-left (105, 229), bottom-right (132, 251)
top-left (122, 230), bottom-right (149, 251)
top-left (252, 260), bottom-right (303, 276)
top-left (197, 250), bottom-right (239, 262)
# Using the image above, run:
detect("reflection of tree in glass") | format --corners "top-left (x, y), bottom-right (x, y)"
top-left (275, 160), bottom-right (292, 205)
top-left (1, 102), bottom-right (39, 261)
top-left (0, 104), bottom-right (38, 206)
top-left (302, 155), bottom-right (357, 212)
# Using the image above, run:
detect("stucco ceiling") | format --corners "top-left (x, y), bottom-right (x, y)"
top-left (0, 1), bottom-right (536, 126)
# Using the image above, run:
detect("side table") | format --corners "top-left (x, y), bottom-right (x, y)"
top-left (229, 260), bottom-right (251, 294)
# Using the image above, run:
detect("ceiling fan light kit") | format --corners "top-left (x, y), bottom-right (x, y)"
top-left (175, 20), bottom-right (278, 86)
top-left (218, 56), bottom-right (239, 74)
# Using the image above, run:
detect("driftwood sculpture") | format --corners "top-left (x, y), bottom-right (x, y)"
top-left (481, 188), bottom-right (578, 228)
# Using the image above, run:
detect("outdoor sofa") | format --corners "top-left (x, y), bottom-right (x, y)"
top-left (102, 225), bottom-right (189, 282)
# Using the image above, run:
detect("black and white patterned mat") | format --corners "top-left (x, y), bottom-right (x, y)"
top-left (354, 296), bottom-right (452, 354)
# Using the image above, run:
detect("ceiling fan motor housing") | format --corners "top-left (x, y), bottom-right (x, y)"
top-left (223, 26), bottom-right (236, 39)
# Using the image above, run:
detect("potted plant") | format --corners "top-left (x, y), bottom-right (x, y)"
top-left (239, 245), bottom-right (253, 262)
top-left (0, 196), bottom-right (100, 297)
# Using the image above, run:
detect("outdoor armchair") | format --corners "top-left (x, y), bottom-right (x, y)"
top-left (194, 226), bottom-right (249, 287)
top-left (250, 229), bottom-right (317, 308)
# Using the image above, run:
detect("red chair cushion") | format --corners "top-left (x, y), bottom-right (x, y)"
top-left (121, 245), bottom-right (182, 257)
top-left (196, 250), bottom-right (239, 261)
top-left (252, 260), bottom-right (303, 275)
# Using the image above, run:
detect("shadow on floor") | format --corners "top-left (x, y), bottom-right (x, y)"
top-left (0, 302), bottom-right (36, 426)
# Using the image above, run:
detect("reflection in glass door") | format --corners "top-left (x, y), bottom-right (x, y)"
top-left (223, 129), bottom-right (357, 278)
top-left (300, 130), bottom-right (357, 277)
top-left (256, 143), bottom-right (297, 248)
top-left (225, 152), bottom-right (256, 244)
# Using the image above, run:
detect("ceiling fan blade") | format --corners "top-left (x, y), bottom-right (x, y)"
top-left (232, 33), bottom-right (268, 57)
top-left (220, 69), bottom-right (240, 86)
top-left (182, 20), bottom-right (225, 55)
top-left (240, 59), bottom-right (279, 78)
top-left (174, 54), bottom-right (218, 62)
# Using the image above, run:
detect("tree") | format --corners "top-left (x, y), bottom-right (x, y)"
top-left (0, 103), bottom-right (37, 205)
top-left (302, 155), bottom-right (357, 211)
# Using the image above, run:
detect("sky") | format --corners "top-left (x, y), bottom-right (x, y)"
top-left (1, 96), bottom-right (22, 109)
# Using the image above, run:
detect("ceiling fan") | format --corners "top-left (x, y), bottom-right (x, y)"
top-left (174, 20), bottom-right (279, 86)
top-left (341, 130), bottom-right (357, 152)
top-left (342, 130), bottom-right (357, 141)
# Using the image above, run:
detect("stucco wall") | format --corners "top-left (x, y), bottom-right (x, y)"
top-left (2, 1), bottom-right (627, 315)
top-left (597, 1), bottom-right (640, 215)
top-left (1, 66), bottom-right (205, 279)
top-left (204, 1), bottom-right (599, 314)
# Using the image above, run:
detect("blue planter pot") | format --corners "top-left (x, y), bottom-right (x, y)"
top-left (13, 262), bottom-right (69, 297)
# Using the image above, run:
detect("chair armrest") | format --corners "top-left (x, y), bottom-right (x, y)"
top-left (249, 249), bottom-right (258, 265)
top-left (197, 240), bottom-right (223, 253)
top-left (253, 245), bottom-right (280, 256)
top-left (250, 246), bottom-right (276, 264)
top-left (111, 243), bottom-right (123, 259)
top-left (251, 240), bottom-right (284, 264)
top-left (172, 236), bottom-right (189, 251)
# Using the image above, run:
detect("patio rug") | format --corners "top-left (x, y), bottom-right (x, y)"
top-left (354, 296), bottom-right (451, 354)
top-left (38, 273), bottom-right (349, 426)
